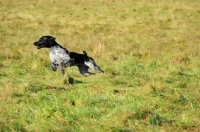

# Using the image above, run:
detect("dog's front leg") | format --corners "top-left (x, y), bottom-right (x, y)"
top-left (59, 65), bottom-right (65, 75)
top-left (50, 62), bottom-right (57, 71)
top-left (59, 61), bottom-right (66, 75)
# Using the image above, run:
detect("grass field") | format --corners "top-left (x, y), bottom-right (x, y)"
top-left (0, 0), bottom-right (200, 131)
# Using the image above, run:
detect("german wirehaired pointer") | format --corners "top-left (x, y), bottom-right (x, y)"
top-left (33, 36), bottom-right (104, 76)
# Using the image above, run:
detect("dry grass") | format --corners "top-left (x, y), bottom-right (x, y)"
top-left (0, 0), bottom-right (200, 131)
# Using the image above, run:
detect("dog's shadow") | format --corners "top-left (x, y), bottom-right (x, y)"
top-left (64, 76), bottom-right (83, 85)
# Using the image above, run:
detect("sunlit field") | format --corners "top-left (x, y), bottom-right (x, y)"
top-left (0, 0), bottom-right (200, 131)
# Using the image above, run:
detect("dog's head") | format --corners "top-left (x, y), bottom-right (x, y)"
top-left (33, 36), bottom-right (56, 49)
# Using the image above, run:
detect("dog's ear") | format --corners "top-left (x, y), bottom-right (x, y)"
top-left (50, 37), bottom-right (56, 41)
top-left (48, 36), bottom-right (56, 46)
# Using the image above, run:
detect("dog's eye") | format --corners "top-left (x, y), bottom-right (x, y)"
top-left (50, 37), bottom-right (55, 40)
top-left (40, 37), bottom-right (46, 41)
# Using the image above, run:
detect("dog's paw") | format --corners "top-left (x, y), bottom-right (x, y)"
top-left (50, 62), bottom-right (57, 71)
top-left (60, 69), bottom-right (65, 75)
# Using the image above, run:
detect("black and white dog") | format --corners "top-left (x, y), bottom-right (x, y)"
top-left (33, 36), bottom-right (104, 76)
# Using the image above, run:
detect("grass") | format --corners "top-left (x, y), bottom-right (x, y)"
top-left (0, 0), bottom-right (200, 131)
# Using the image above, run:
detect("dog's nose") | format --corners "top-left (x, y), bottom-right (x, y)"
top-left (33, 42), bottom-right (37, 45)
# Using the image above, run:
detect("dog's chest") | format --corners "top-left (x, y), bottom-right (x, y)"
top-left (50, 47), bottom-right (70, 64)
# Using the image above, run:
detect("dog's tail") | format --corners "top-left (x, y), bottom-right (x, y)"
top-left (83, 51), bottom-right (90, 61)
top-left (83, 50), bottom-right (87, 56)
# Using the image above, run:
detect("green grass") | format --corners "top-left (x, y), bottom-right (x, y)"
top-left (0, 0), bottom-right (200, 131)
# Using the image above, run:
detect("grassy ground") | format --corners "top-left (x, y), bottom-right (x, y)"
top-left (0, 0), bottom-right (200, 131)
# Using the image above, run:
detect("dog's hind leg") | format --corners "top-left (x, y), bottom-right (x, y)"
top-left (50, 62), bottom-right (57, 71)
top-left (78, 65), bottom-right (95, 76)
top-left (83, 51), bottom-right (104, 73)
top-left (84, 58), bottom-right (104, 73)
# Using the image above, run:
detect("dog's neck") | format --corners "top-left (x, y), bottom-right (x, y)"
top-left (49, 42), bottom-right (69, 54)
top-left (48, 41), bottom-right (60, 49)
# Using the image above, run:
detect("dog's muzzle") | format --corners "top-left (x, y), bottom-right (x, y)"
top-left (33, 42), bottom-right (42, 49)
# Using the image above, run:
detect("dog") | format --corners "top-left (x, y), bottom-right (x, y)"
top-left (33, 36), bottom-right (104, 76)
